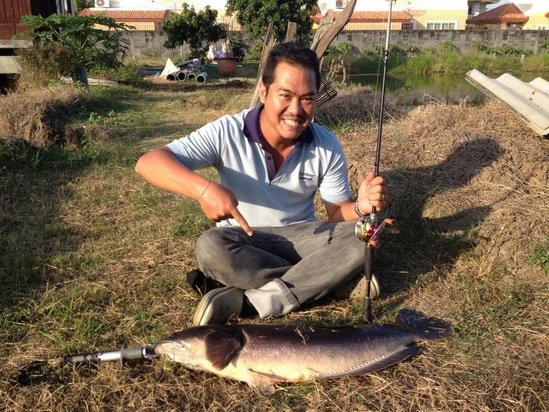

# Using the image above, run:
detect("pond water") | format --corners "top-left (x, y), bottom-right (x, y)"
top-left (344, 71), bottom-right (549, 106)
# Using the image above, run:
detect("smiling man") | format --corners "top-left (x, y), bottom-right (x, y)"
top-left (135, 42), bottom-right (389, 325)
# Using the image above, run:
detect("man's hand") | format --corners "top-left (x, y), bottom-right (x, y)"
top-left (198, 181), bottom-right (253, 236)
top-left (356, 171), bottom-right (390, 215)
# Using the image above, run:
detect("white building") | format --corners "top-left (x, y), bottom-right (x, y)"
top-left (91, 0), bottom-right (168, 9)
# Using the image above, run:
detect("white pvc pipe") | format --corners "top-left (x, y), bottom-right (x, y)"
top-left (196, 72), bottom-right (208, 83)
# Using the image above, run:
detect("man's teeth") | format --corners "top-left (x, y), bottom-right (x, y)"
top-left (284, 119), bottom-right (299, 126)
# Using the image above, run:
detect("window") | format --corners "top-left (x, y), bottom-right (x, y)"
top-left (426, 21), bottom-right (457, 30)
top-left (402, 22), bottom-right (415, 30)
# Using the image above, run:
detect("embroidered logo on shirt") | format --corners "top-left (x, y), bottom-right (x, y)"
top-left (299, 172), bottom-right (315, 181)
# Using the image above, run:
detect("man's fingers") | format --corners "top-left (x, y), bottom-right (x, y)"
top-left (364, 171), bottom-right (375, 184)
top-left (231, 207), bottom-right (253, 236)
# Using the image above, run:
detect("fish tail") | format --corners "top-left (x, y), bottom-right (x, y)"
top-left (395, 309), bottom-right (455, 340)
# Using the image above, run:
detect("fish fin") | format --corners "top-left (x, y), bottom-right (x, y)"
top-left (247, 371), bottom-right (285, 395)
top-left (316, 345), bottom-right (423, 380)
top-left (395, 309), bottom-right (455, 340)
top-left (248, 369), bottom-right (288, 383)
top-left (204, 328), bottom-right (243, 370)
top-left (249, 376), bottom-right (278, 396)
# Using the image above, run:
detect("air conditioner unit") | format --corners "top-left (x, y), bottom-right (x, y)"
top-left (335, 0), bottom-right (345, 9)
top-left (95, 0), bottom-right (110, 8)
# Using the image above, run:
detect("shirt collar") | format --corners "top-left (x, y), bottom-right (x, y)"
top-left (243, 104), bottom-right (314, 144)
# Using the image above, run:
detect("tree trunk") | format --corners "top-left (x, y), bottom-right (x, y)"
top-left (74, 65), bottom-right (89, 90)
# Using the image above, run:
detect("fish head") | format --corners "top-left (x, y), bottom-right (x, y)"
top-left (153, 325), bottom-right (243, 372)
top-left (154, 327), bottom-right (213, 369)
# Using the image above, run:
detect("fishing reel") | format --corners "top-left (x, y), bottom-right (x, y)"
top-left (355, 214), bottom-right (395, 248)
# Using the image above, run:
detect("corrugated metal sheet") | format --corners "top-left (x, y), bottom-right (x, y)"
top-left (466, 69), bottom-right (549, 136)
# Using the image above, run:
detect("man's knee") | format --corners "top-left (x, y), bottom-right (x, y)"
top-left (196, 227), bottom-right (244, 270)
top-left (196, 228), bottom-right (220, 265)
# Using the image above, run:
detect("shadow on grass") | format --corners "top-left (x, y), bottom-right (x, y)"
top-left (375, 137), bottom-right (505, 297)
top-left (0, 141), bottom-right (105, 310)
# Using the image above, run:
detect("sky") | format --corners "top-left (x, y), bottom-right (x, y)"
top-left (488, 0), bottom-right (507, 8)
top-left (487, 0), bottom-right (548, 11)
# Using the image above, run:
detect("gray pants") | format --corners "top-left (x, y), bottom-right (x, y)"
top-left (195, 221), bottom-right (365, 318)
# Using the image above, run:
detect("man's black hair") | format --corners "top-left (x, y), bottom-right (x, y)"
top-left (261, 42), bottom-right (321, 91)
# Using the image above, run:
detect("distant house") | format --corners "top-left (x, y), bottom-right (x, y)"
top-left (466, 2), bottom-right (529, 29)
top-left (312, 10), bottom-right (414, 31)
top-left (468, 0), bottom-right (501, 18)
top-left (78, 9), bottom-right (174, 31)
top-left (316, 0), bottom-right (470, 30)
top-left (515, 2), bottom-right (549, 30)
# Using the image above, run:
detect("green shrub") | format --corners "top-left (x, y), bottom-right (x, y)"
top-left (17, 14), bottom-right (130, 88)
top-left (16, 44), bottom-right (80, 89)
top-left (102, 63), bottom-right (152, 88)
top-left (439, 41), bottom-right (458, 54)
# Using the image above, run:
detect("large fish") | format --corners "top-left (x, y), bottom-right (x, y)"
top-left (154, 309), bottom-right (454, 394)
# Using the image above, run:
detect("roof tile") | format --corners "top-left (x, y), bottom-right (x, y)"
top-left (312, 10), bottom-right (411, 24)
top-left (78, 9), bottom-right (171, 22)
top-left (466, 3), bottom-right (529, 25)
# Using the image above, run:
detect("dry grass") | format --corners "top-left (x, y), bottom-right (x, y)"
top-left (0, 78), bottom-right (547, 411)
top-left (0, 86), bottom-right (105, 148)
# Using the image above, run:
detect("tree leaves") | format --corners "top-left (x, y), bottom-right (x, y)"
top-left (18, 14), bottom-right (130, 71)
top-left (162, 4), bottom-right (227, 58)
top-left (226, 0), bottom-right (317, 42)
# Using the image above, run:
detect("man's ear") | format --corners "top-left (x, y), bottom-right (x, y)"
top-left (259, 81), bottom-right (267, 103)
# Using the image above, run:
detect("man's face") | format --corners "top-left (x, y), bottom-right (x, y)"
top-left (259, 61), bottom-right (317, 144)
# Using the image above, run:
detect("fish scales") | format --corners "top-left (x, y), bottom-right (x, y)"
top-left (234, 324), bottom-right (421, 379)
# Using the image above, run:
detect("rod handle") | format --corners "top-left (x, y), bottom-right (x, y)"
top-left (120, 346), bottom-right (147, 362)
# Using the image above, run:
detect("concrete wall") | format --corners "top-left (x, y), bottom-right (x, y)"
top-left (332, 29), bottom-right (549, 54)
top-left (122, 29), bottom-right (549, 59)
top-left (0, 40), bottom-right (31, 74)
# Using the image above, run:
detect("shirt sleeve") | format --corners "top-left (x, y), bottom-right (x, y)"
top-left (166, 115), bottom-right (234, 170)
top-left (317, 128), bottom-right (352, 204)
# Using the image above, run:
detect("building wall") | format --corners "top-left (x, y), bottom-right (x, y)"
top-left (324, 0), bottom-right (469, 12)
top-left (523, 12), bottom-right (549, 29)
top-left (121, 29), bottom-right (549, 59)
top-left (414, 10), bottom-right (468, 30)
top-left (334, 28), bottom-right (549, 53)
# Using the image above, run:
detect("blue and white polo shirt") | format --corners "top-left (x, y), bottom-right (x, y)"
top-left (167, 105), bottom-right (351, 227)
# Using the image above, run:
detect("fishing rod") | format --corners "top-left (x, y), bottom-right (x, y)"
top-left (10, 345), bottom-right (158, 386)
top-left (354, 0), bottom-right (396, 324)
